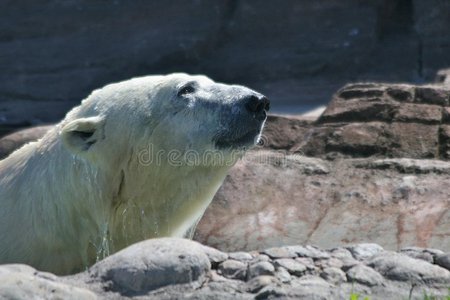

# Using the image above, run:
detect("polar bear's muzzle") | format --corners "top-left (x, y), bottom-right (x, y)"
top-left (214, 93), bottom-right (270, 149)
top-left (244, 94), bottom-right (270, 122)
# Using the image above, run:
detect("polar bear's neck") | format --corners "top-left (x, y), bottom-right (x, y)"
top-left (109, 157), bottom-right (230, 252)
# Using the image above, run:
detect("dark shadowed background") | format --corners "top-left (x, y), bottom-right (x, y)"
top-left (1, 0), bottom-right (449, 136)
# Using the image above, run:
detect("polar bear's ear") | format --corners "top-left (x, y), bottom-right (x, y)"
top-left (61, 116), bottom-right (105, 155)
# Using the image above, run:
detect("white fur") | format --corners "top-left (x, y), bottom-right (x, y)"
top-left (0, 74), bottom-right (265, 274)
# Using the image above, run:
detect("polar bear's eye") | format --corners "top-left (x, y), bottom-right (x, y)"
top-left (177, 84), bottom-right (196, 97)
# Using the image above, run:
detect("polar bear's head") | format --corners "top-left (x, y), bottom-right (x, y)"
top-left (60, 73), bottom-right (269, 167)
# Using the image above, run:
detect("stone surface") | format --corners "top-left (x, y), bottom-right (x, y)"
top-left (355, 158), bottom-right (450, 174)
top-left (200, 245), bottom-right (228, 266)
top-left (400, 247), bottom-right (434, 264)
top-left (88, 238), bottom-right (210, 295)
top-left (435, 254), bottom-right (450, 271)
top-left (369, 252), bottom-right (450, 285)
top-left (218, 260), bottom-right (247, 281)
top-left (273, 259), bottom-right (307, 276)
top-left (320, 267), bottom-right (347, 284)
top-left (0, 265), bottom-right (96, 299)
top-left (262, 246), bottom-right (298, 259)
top-left (347, 243), bottom-right (384, 260)
top-left (246, 275), bottom-right (278, 293)
top-left (275, 267), bottom-right (292, 283)
top-left (247, 261), bottom-right (275, 279)
top-left (1, 239), bottom-right (450, 299)
top-left (228, 252), bottom-right (253, 261)
top-left (346, 264), bottom-right (384, 286)
top-left (195, 149), bottom-right (450, 252)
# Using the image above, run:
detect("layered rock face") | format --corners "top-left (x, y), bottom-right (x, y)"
top-left (1, 0), bottom-right (450, 132)
top-left (1, 238), bottom-right (449, 299)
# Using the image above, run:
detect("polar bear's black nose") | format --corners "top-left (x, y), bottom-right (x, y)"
top-left (244, 95), bottom-right (270, 120)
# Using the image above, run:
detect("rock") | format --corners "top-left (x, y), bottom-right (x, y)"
top-left (313, 83), bottom-right (450, 159)
top-left (320, 267), bottom-right (347, 284)
top-left (435, 253), bottom-right (450, 271)
top-left (295, 257), bottom-right (316, 271)
top-left (255, 275), bottom-right (333, 300)
top-left (347, 244), bottom-right (384, 260)
top-left (289, 275), bottom-right (332, 299)
top-left (0, 2), bottom-right (229, 103)
top-left (355, 158), bottom-right (450, 174)
top-left (289, 245), bottom-right (331, 259)
top-left (261, 115), bottom-right (313, 150)
top-left (255, 286), bottom-right (288, 300)
top-left (346, 264), bottom-right (384, 286)
top-left (369, 252), bottom-right (450, 285)
top-left (228, 252), bottom-right (253, 262)
top-left (251, 254), bottom-right (270, 263)
top-left (0, 264), bottom-right (96, 299)
top-left (386, 85), bottom-right (414, 102)
top-left (319, 83), bottom-right (450, 123)
top-left (439, 125), bottom-right (450, 159)
top-left (247, 261), bottom-right (275, 279)
top-left (0, 125), bottom-right (52, 159)
top-left (1, 241), bottom-right (450, 299)
top-left (393, 103), bottom-right (442, 123)
top-left (89, 238), bottom-right (210, 294)
top-left (273, 259), bottom-right (307, 276)
top-left (196, 149), bottom-right (450, 252)
top-left (400, 247), bottom-right (435, 263)
top-left (329, 247), bottom-right (354, 260)
top-left (200, 245), bottom-right (228, 266)
top-left (254, 84), bottom-right (450, 159)
top-left (218, 260), bottom-right (247, 281)
top-left (262, 246), bottom-right (297, 259)
top-left (246, 275), bottom-right (278, 293)
top-left (275, 267), bottom-right (291, 283)
top-left (314, 257), bottom-right (344, 269)
top-left (415, 86), bottom-right (450, 106)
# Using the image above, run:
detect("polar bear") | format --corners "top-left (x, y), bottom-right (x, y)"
top-left (0, 73), bottom-right (269, 274)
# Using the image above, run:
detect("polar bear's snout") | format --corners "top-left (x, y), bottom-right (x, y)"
top-left (214, 90), bottom-right (269, 150)
top-left (243, 94), bottom-right (270, 121)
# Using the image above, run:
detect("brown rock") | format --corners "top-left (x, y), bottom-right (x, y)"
top-left (389, 123), bottom-right (439, 158)
top-left (318, 83), bottom-right (397, 123)
top-left (439, 126), bottom-right (450, 159)
top-left (338, 88), bottom-right (384, 100)
top-left (393, 103), bottom-right (442, 124)
top-left (0, 125), bottom-right (52, 159)
top-left (261, 115), bottom-right (312, 151)
top-left (318, 98), bottom-right (398, 123)
top-left (325, 122), bottom-right (393, 157)
top-left (415, 86), bottom-right (450, 106)
top-left (386, 85), bottom-right (414, 102)
top-left (195, 151), bottom-right (450, 252)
